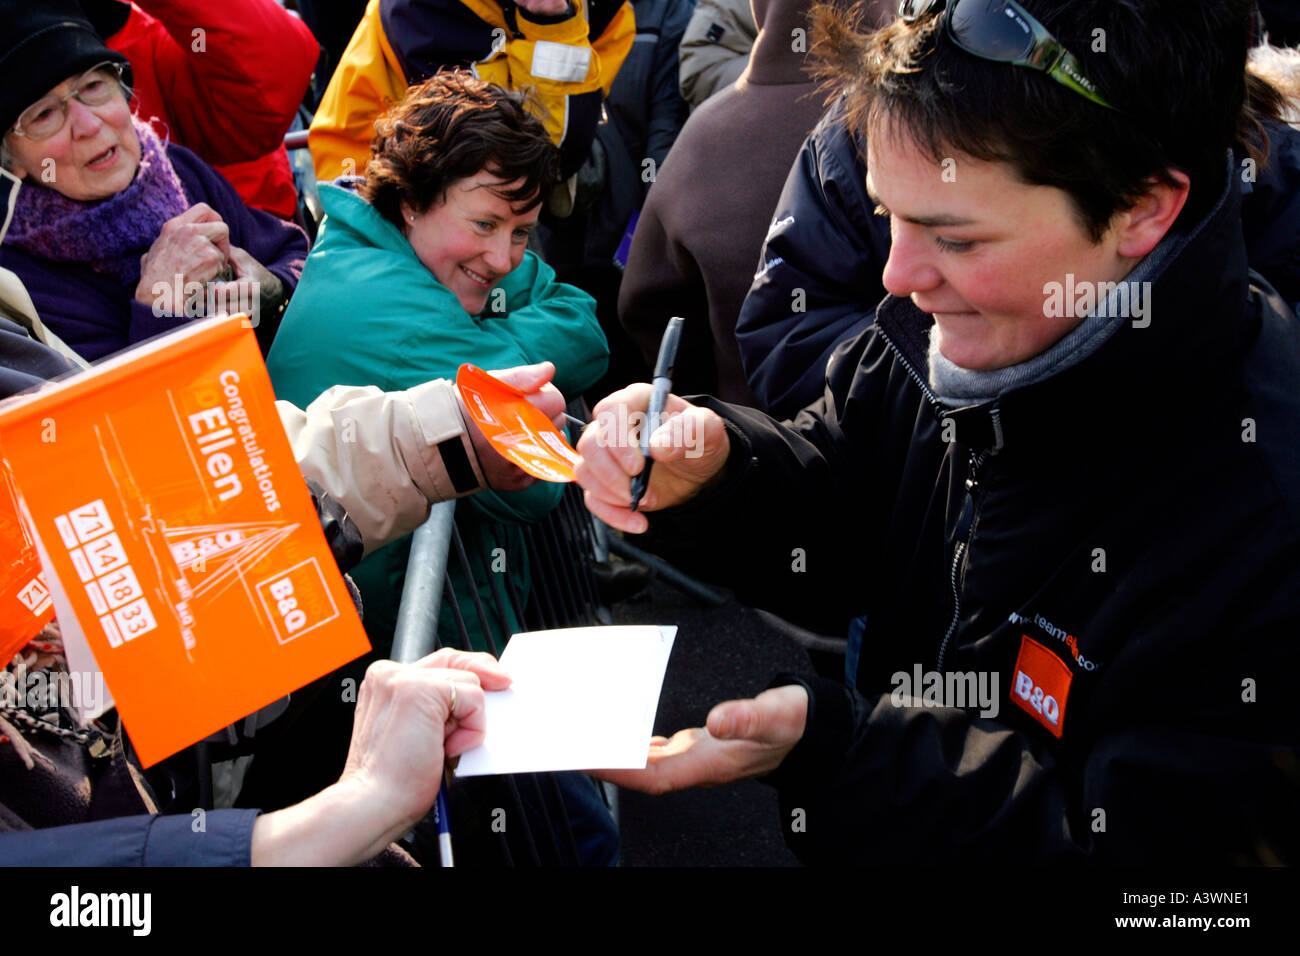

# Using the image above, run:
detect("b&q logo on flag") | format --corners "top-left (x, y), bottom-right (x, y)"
top-left (255, 558), bottom-right (341, 645)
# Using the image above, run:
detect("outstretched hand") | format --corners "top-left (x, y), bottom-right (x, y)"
top-left (593, 684), bottom-right (809, 794)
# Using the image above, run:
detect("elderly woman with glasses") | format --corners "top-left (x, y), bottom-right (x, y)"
top-left (0, 1), bottom-right (306, 362)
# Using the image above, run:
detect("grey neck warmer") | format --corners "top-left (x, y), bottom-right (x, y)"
top-left (926, 226), bottom-right (1187, 407)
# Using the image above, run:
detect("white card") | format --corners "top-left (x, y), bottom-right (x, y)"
top-left (454, 625), bottom-right (676, 776)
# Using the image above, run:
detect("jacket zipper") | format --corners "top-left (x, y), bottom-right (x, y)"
top-left (937, 450), bottom-right (986, 673)
top-left (876, 325), bottom-right (946, 416)
top-left (875, 324), bottom-right (988, 673)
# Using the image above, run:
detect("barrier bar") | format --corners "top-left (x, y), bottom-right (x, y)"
top-left (392, 500), bottom-right (457, 664)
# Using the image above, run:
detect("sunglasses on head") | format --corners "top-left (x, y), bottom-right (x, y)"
top-left (898, 0), bottom-right (1118, 111)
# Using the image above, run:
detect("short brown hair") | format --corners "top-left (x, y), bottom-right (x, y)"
top-left (813, 1), bottom-right (1285, 241)
top-left (360, 71), bottom-right (560, 230)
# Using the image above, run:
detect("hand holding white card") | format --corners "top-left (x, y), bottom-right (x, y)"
top-left (454, 625), bottom-right (676, 777)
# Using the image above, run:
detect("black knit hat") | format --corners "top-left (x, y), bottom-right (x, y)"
top-left (0, 0), bottom-right (130, 134)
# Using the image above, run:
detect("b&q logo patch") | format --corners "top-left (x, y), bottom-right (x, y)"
top-left (1011, 635), bottom-right (1071, 738)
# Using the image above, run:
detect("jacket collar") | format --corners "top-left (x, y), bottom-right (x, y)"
top-left (874, 158), bottom-right (1257, 453)
top-left (318, 182), bottom-right (422, 259)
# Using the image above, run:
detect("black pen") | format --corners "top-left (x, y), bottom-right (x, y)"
top-left (629, 316), bottom-right (684, 512)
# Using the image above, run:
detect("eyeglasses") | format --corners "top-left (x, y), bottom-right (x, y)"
top-left (898, 0), bottom-right (1117, 111)
top-left (10, 62), bottom-right (128, 141)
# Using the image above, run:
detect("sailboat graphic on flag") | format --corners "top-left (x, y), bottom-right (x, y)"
top-left (163, 520), bottom-right (299, 603)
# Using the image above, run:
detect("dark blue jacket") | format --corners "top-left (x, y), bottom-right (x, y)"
top-left (0, 317), bottom-right (77, 395)
top-left (650, 162), bottom-right (1300, 864)
top-left (736, 99), bottom-right (1300, 419)
top-left (0, 811), bottom-right (258, 866)
top-left (733, 99), bottom-right (888, 420)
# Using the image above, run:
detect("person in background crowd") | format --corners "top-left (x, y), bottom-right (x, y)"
top-left (271, 71), bottom-right (607, 656)
top-left (535, 0), bottom-right (693, 403)
top-left (308, 0), bottom-right (635, 216)
top-left (677, 0), bottom-right (756, 108)
top-left (295, 0), bottom-right (371, 109)
top-left (677, 0), bottom-right (887, 108)
top-left (618, 0), bottom-right (823, 405)
top-left (80, 0), bottom-right (319, 221)
top-left (578, 0), bottom-right (1300, 865)
top-left (0, 2), bottom-right (308, 360)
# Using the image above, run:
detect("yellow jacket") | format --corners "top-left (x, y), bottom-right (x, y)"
top-left (309, 0), bottom-right (635, 180)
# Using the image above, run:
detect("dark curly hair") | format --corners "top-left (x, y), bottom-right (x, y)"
top-left (360, 71), bottom-right (560, 230)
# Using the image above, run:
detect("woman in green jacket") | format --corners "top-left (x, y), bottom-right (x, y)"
top-left (268, 72), bottom-right (609, 655)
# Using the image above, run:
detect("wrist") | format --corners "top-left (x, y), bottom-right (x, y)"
top-left (650, 422), bottom-right (743, 515)
top-left (251, 776), bottom-right (407, 866)
top-left (761, 675), bottom-right (852, 792)
top-left (135, 275), bottom-right (167, 311)
top-left (257, 270), bottom-right (288, 326)
top-left (402, 380), bottom-right (488, 501)
top-left (259, 269), bottom-right (284, 301)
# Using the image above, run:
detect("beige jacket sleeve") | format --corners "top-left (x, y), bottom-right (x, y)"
top-left (678, 0), bottom-right (758, 107)
top-left (276, 380), bottom-right (486, 555)
top-left (0, 267), bottom-right (89, 369)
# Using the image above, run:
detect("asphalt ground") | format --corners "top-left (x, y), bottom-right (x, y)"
top-left (606, 570), bottom-right (819, 867)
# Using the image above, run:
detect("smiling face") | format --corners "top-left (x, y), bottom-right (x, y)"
top-left (4, 70), bottom-right (140, 203)
top-left (866, 120), bottom-right (1141, 371)
top-left (402, 170), bottom-right (540, 316)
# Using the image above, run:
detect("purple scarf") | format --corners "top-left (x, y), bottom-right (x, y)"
top-left (2, 118), bottom-right (189, 286)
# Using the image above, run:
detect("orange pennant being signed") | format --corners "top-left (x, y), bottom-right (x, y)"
top-left (456, 364), bottom-right (580, 483)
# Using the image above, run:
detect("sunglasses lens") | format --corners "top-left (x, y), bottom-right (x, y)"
top-left (950, 0), bottom-right (1035, 60)
top-left (898, 0), bottom-right (939, 19)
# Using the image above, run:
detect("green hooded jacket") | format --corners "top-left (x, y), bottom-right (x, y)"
top-left (268, 183), bottom-right (609, 653)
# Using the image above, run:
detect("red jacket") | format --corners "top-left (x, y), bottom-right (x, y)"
top-left (107, 1), bottom-right (318, 219)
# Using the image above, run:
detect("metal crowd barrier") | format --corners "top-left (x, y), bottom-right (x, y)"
top-left (390, 485), bottom-right (614, 866)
